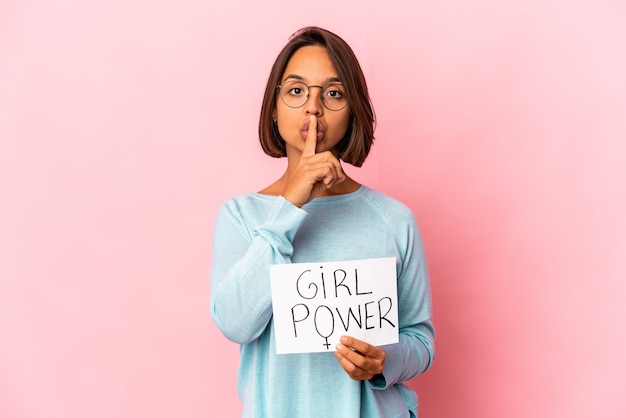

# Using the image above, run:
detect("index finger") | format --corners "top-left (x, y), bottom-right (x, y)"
top-left (339, 336), bottom-right (379, 357)
top-left (302, 115), bottom-right (317, 157)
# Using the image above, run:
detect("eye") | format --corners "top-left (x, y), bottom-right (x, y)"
top-left (326, 89), bottom-right (343, 98)
top-left (324, 84), bottom-right (345, 100)
top-left (285, 82), bottom-right (307, 97)
top-left (289, 87), bottom-right (303, 96)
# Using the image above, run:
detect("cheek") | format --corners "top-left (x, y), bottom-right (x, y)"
top-left (274, 107), bottom-right (299, 141)
top-left (275, 104), bottom-right (294, 126)
top-left (332, 113), bottom-right (351, 138)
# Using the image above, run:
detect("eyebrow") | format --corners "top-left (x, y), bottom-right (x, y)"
top-left (282, 74), bottom-right (342, 84)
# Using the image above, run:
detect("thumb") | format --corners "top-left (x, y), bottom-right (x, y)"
top-left (302, 115), bottom-right (317, 158)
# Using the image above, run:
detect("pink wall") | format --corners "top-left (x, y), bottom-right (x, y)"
top-left (1, 1), bottom-right (625, 417)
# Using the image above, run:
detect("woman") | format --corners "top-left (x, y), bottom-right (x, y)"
top-left (210, 26), bottom-right (435, 418)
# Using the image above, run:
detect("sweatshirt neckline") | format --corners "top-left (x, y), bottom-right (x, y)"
top-left (253, 185), bottom-right (367, 205)
top-left (303, 185), bottom-right (366, 206)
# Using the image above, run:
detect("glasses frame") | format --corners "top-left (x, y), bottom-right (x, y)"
top-left (276, 82), bottom-right (348, 112)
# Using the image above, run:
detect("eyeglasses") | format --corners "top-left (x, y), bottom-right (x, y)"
top-left (277, 80), bottom-right (348, 111)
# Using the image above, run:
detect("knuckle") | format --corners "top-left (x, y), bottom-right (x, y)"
top-left (344, 362), bottom-right (357, 374)
top-left (358, 344), bottom-right (371, 356)
top-left (354, 356), bottom-right (368, 369)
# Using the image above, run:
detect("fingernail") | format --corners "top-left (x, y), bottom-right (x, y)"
top-left (336, 343), bottom-right (343, 351)
top-left (340, 336), bottom-right (349, 343)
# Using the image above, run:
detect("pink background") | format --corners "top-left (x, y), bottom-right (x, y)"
top-left (1, 1), bottom-right (625, 417)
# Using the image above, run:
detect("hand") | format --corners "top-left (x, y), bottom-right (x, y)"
top-left (334, 335), bottom-right (386, 381)
top-left (281, 115), bottom-right (345, 207)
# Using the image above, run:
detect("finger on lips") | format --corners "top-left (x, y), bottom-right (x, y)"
top-left (302, 115), bottom-right (317, 157)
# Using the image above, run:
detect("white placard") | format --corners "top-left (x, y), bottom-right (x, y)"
top-left (269, 257), bottom-right (398, 354)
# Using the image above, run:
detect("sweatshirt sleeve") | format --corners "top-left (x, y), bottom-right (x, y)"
top-left (210, 196), bottom-right (307, 344)
top-left (369, 210), bottom-right (435, 389)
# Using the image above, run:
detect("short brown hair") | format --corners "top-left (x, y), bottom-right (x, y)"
top-left (258, 27), bottom-right (375, 167)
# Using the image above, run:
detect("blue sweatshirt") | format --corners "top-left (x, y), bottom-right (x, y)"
top-left (210, 186), bottom-right (435, 417)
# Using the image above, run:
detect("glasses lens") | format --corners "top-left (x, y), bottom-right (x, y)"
top-left (280, 81), bottom-right (308, 108)
top-left (322, 84), bottom-right (347, 111)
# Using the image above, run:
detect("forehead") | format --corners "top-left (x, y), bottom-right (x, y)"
top-left (281, 45), bottom-right (339, 82)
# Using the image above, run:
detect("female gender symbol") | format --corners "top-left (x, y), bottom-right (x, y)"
top-left (314, 305), bottom-right (335, 349)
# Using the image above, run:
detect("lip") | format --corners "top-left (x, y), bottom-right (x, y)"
top-left (300, 119), bottom-right (326, 141)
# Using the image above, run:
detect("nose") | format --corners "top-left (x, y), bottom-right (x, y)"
top-left (304, 85), bottom-right (324, 116)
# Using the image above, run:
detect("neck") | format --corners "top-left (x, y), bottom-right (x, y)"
top-left (259, 170), bottom-right (361, 197)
